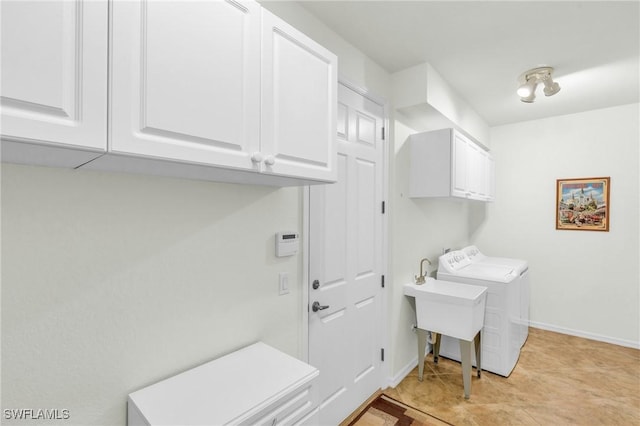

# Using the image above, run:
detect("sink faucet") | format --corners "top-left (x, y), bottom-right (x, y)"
top-left (415, 258), bottom-right (432, 284)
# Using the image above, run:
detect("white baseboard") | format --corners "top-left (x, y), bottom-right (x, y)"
top-left (529, 321), bottom-right (640, 350)
top-left (386, 356), bottom-right (418, 388)
top-left (386, 325), bottom-right (639, 389)
top-left (387, 341), bottom-right (437, 388)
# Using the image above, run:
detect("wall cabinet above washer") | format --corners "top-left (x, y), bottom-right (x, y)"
top-left (1, 0), bottom-right (337, 187)
top-left (409, 128), bottom-right (494, 201)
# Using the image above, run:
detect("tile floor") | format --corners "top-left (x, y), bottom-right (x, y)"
top-left (350, 328), bottom-right (640, 425)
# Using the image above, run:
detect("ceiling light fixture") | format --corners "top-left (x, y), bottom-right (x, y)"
top-left (517, 66), bottom-right (560, 103)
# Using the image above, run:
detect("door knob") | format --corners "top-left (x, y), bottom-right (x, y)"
top-left (312, 301), bottom-right (329, 312)
top-left (264, 155), bottom-right (275, 166)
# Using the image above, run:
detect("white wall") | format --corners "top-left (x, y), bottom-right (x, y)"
top-left (473, 103), bottom-right (640, 347)
top-left (1, 164), bottom-right (303, 425)
top-left (392, 63), bottom-right (491, 146)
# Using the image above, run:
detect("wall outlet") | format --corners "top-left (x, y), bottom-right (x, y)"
top-left (279, 272), bottom-right (290, 295)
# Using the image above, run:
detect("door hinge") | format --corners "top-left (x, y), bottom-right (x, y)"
top-left (381, 348), bottom-right (385, 362)
top-left (381, 275), bottom-right (385, 288)
top-left (381, 201), bottom-right (386, 214)
top-left (381, 126), bottom-right (385, 140)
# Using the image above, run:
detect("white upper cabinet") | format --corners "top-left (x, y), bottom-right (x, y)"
top-left (260, 10), bottom-right (337, 182)
top-left (97, 0), bottom-right (336, 185)
top-left (2, 0), bottom-right (336, 186)
top-left (108, 0), bottom-right (261, 172)
top-left (410, 128), bottom-right (494, 202)
top-left (0, 0), bottom-right (108, 167)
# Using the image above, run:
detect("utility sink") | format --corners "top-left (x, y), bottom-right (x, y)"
top-left (404, 278), bottom-right (487, 341)
top-left (404, 277), bottom-right (488, 399)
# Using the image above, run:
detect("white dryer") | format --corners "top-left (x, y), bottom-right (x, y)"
top-left (463, 245), bottom-right (530, 347)
top-left (437, 250), bottom-right (522, 377)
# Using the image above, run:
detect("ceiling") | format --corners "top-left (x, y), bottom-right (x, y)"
top-left (296, 1), bottom-right (640, 126)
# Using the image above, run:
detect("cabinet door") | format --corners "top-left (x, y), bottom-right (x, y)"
top-left (486, 153), bottom-right (495, 201)
top-left (110, 0), bottom-right (260, 170)
top-left (261, 10), bottom-right (337, 183)
top-left (451, 132), bottom-right (469, 198)
top-left (1, 0), bottom-right (107, 166)
top-left (466, 141), bottom-right (484, 199)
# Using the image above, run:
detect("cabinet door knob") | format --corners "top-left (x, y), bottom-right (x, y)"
top-left (264, 155), bottom-right (275, 166)
top-left (251, 152), bottom-right (263, 164)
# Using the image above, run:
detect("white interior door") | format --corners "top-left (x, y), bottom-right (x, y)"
top-left (308, 83), bottom-right (386, 425)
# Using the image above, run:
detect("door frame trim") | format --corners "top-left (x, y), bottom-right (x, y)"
top-left (301, 76), bottom-right (390, 390)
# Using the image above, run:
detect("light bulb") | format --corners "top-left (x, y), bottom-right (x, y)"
top-left (517, 80), bottom-right (536, 97)
top-left (520, 92), bottom-right (536, 103)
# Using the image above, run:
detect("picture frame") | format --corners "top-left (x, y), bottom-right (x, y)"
top-left (556, 177), bottom-right (610, 231)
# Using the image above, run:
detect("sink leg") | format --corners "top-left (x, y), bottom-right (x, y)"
top-left (459, 340), bottom-right (473, 399)
top-left (416, 328), bottom-right (428, 381)
top-left (433, 332), bottom-right (441, 364)
top-left (474, 331), bottom-right (482, 378)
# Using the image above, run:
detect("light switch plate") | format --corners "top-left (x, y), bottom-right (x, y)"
top-left (279, 272), bottom-right (290, 295)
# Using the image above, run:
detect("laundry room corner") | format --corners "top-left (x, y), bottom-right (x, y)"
top-left (472, 103), bottom-right (640, 348)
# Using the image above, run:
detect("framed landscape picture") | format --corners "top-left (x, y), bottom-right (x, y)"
top-left (556, 177), bottom-right (610, 231)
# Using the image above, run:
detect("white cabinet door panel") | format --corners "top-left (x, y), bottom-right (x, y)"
top-left (261, 10), bottom-right (337, 182)
top-left (451, 132), bottom-right (468, 198)
top-left (467, 141), bottom-right (483, 198)
top-left (1, 0), bottom-right (107, 159)
top-left (110, 0), bottom-right (260, 170)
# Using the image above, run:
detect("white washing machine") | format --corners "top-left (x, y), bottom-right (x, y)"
top-left (463, 245), bottom-right (530, 347)
top-left (462, 245), bottom-right (528, 274)
top-left (437, 250), bottom-right (522, 377)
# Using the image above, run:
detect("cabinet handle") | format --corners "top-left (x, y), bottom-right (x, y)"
top-left (251, 152), bottom-right (263, 164)
top-left (264, 155), bottom-right (275, 166)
